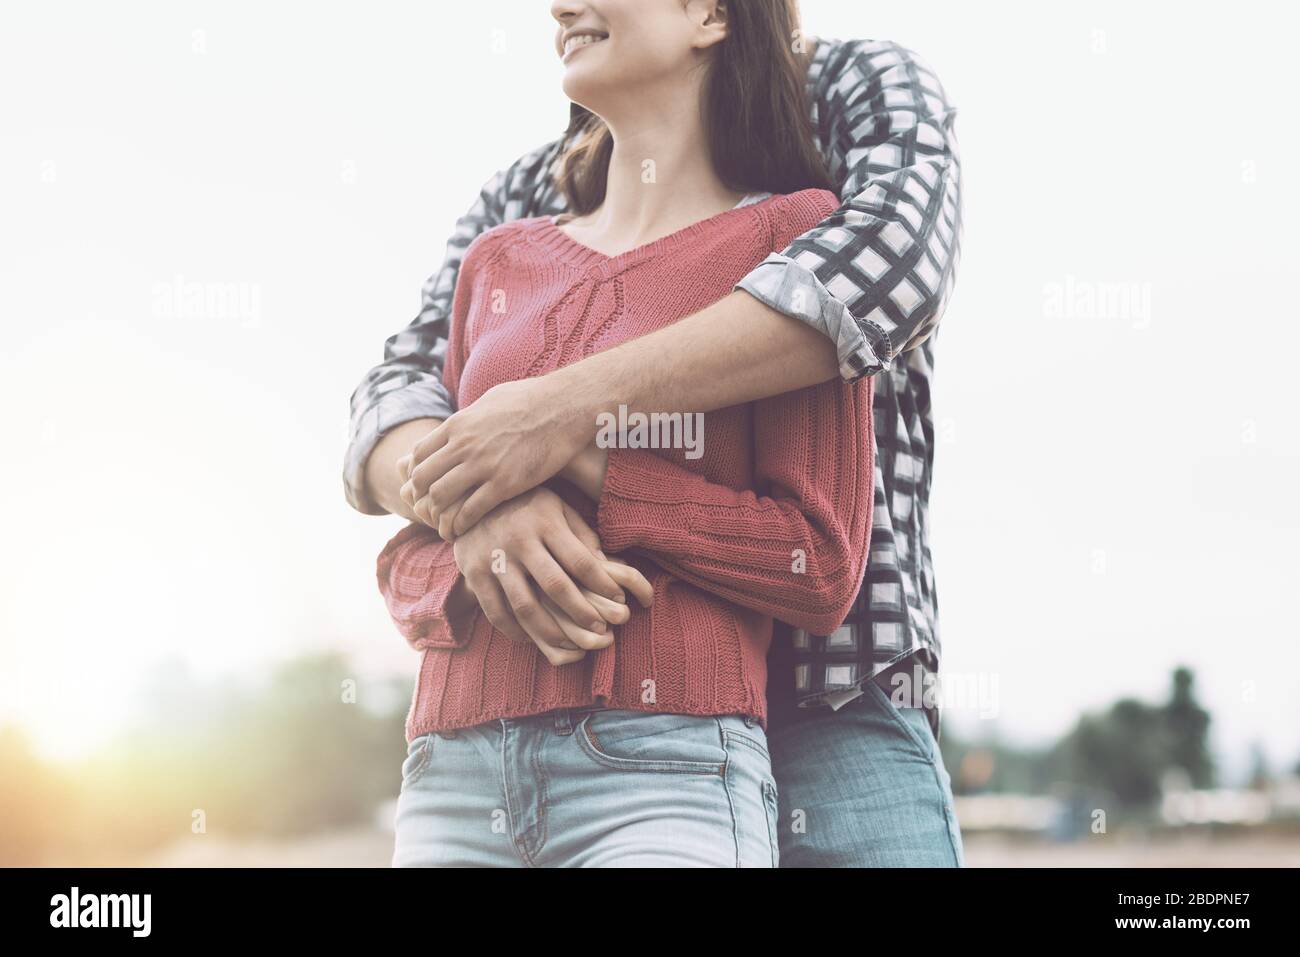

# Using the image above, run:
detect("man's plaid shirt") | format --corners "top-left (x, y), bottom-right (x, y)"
top-left (345, 38), bottom-right (963, 740)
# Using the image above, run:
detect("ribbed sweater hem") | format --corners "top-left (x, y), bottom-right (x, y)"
top-left (405, 688), bottom-right (768, 744)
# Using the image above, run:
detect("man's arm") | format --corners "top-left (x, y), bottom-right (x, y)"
top-left (407, 290), bottom-right (839, 534)
top-left (364, 418), bottom-right (443, 522)
top-left (738, 39), bottom-right (963, 379)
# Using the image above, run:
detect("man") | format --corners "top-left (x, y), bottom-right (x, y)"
top-left (346, 37), bottom-right (964, 866)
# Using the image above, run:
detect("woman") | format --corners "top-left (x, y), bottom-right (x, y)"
top-left (378, 0), bottom-right (874, 866)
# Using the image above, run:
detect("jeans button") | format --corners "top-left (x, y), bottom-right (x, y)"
top-left (743, 716), bottom-right (757, 728)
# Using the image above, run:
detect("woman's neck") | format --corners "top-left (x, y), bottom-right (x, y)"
top-left (565, 97), bottom-right (748, 255)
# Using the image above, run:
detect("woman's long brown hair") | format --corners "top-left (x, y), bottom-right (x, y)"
top-left (557, 0), bottom-right (830, 214)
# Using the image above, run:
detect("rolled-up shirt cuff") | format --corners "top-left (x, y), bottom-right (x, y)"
top-left (736, 253), bottom-right (891, 382)
top-left (344, 386), bottom-right (456, 515)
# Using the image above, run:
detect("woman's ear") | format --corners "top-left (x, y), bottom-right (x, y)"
top-left (686, 0), bottom-right (728, 50)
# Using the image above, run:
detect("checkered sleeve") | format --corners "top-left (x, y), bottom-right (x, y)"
top-left (736, 40), bottom-right (962, 382)
top-left (343, 139), bottom-right (567, 513)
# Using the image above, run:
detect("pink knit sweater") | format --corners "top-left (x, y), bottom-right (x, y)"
top-left (378, 189), bottom-right (874, 740)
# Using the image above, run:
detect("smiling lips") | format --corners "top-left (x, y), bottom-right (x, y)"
top-left (562, 32), bottom-right (607, 60)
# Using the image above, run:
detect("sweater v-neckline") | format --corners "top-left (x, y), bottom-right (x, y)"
top-left (532, 194), bottom-right (774, 272)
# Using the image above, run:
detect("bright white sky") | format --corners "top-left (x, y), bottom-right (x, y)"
top-left (2, 1), bottom-right (1297, 780)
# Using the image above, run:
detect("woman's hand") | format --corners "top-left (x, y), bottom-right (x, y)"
top-left (532, 570), bottom-right (648, 665)
top-left (428, 486), bottom-right (652, 665)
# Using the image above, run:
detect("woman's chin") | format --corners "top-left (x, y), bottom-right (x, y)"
top-left (561, 75), bottom-right (611, 115)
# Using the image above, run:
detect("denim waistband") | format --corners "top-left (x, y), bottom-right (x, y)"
top-left (543, 704), bottom-right (609, 734)
top-left (433, 706), bottom-right (761, 740)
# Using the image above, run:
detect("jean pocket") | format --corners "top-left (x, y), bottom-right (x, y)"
top-left (718, 715), bottom-right (770, 761)
top-left (863, 680), bottom-right (937, 763)
top-left (399, 734), bottom-right (435, 788)
top-left (576, 710), bottom-right (727, 775)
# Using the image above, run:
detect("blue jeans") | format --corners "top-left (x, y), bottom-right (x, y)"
top-left (768, 680), bottom-right (966, 866)
top-left (393, 707), bottom-right (779, 867)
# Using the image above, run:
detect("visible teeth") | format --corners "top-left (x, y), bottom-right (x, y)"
top-left (564, 34), bottom-right (605, 55)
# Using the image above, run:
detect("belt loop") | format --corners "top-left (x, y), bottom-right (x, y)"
top-left (553, 708), bottom-right (575, 735)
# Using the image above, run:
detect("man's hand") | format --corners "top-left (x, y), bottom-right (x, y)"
top-left (399, 377), bottom-right (596, 538)
top-left (441, 485), bottom-right (653, 665)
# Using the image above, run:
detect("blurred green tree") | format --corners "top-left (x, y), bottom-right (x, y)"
top-left (1164, 667), bottom-right (1213, 788)
top-left (1051, 666), bottom-right (1215, 808)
